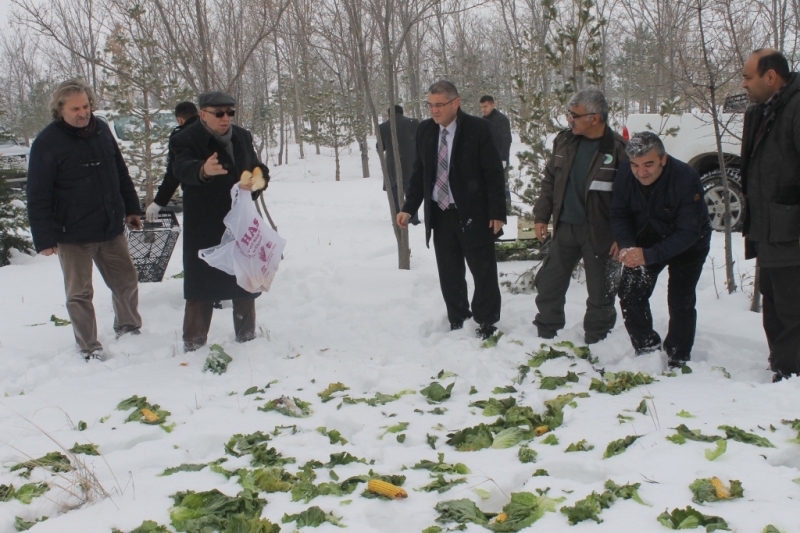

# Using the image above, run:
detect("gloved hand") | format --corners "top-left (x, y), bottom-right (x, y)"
top-left (145, 202), bottom-right (162, 222)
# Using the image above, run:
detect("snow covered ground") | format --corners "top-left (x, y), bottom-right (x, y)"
top-left (0, 138), bottom-right (798, 533)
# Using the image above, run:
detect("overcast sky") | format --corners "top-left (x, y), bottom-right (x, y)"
top-left (0, 0), bottom-right (12, 29)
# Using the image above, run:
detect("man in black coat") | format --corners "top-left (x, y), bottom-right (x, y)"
top-left (398, 81), bottom-right (507, 339)
top-left (145, 101), bottom-right (199, 221)
top-left (611, 132), bottom-right (711, 368)
top-left (171, 91), bottom-right (270, 352)
top-left (741, 49), bottom-right (800, 382)
top-left (480, 95), bottom-right (513, 205)
top-left (27, 78), bottom-right (142, 360)
top-left (378, 105), bottom-right (419, 224)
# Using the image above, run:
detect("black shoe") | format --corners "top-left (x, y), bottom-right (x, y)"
top-left (450, 320), bottom-right (465, 331)
top-left (537, 329), bottom-right (556, 340)
top-left (476, 323), bottom-right (497, 340)
top-left (668, 357), bottom-right (689, 369)
top-left (772, 370), bottom-right (793, 383)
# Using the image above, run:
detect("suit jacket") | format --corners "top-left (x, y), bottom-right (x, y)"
top-left (402, 109), bottom-right (507, 249)
top-left (484, 108), bottom-right (512, 162)
top-left (740, 73), bottom-right (800, 266)
top-left (378, 114), bottom-right (419, 192)
top-left (171, 119), bottom-right (269, 301)
top-left (153, 115), bottom-right (198, 207)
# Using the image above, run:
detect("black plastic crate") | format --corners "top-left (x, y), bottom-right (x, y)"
top-left (127, 211), bottom-right (181, 282)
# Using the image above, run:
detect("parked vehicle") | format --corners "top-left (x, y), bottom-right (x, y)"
top-left (0, 128), bottom-right (30, 191)
top-left (624, 94), bottom-right (747, 231)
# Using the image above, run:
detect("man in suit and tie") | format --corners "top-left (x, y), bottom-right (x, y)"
top-left (397, 81), bottom-right (507, 339)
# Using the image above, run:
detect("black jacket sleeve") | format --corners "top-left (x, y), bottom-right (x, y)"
top-left (26, 137), bottom-right (59, 251)
top-left (610, 164), bottom-right (639, 250)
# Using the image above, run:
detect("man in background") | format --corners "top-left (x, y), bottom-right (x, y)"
top-left (740, 48), bottom-right (800, 382)
top-left (27, 78), bottom-right (142, 361)
top-left (378, 105), bottom-right (420, 224)
top-left (480, 95), bottom-right (513, 206)
top-left (145, 101), bottom-right (199, 222)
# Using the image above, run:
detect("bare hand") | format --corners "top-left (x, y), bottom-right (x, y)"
top-left (397, 212), bottom-right (411, 228)
top-left (203, 152), bottom-right (228, 177)
top-left (489, 220), bottom-right (505, 234)
top-left (609, 242), bottom-right (620, 261)
top-left (126, 215), bottom-right (142, 230)
top-left (620, 247), bottom-right (645, 267)
top-left (40, 247), bottom-right (58, 256)
top-left (534, 222), bottom-right (548, 243)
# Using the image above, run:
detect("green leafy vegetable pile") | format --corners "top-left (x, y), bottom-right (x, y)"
top-left (589, 371), bottom-right (654, 395)
top-left (560, 480), bottom-right (648, 525)
top-left (258, 396), bottom-right (312, 418)
top-left (657, 506), bottom-right (730, 531)
top-left (203, 344), bottom-right (233, 374)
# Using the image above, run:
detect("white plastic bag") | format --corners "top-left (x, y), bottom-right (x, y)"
top-left (199, 185), bottom-right (286, 292)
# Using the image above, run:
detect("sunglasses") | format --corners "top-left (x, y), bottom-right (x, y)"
top-left (203, 109), bottom-right (235, 118)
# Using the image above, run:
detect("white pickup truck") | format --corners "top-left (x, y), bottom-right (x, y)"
top-left (623, 94), bottom-right (747, 231)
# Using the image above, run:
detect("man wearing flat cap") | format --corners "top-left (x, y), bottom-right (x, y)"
top-left (171, 91), bottom-right (270, 352)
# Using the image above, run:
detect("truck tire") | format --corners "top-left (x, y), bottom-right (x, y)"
top-left (701, 168), bottom-right (744, 232)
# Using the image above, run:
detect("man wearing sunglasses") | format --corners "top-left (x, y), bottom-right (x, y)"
top-left (398, 81), bottom-right (507, 340)
top-left (171, 91), bottom-right (270, 352)
top-left (532, 88), bottom-right (628, 345)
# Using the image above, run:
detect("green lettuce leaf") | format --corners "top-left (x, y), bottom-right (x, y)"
top-left (705, 440), bottom-right (727, 461)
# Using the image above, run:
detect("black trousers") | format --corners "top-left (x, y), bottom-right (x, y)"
top-left (183, 298), bottom-right (256, 352)
top-left (760, 264), bottom-right (800, 375)
top-left (431, 206), bottom-right (501, 326)
top-left (618, 242), bottom-right (709, 359)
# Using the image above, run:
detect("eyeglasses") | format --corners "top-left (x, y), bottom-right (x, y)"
top-left (202, 108), bottom-right (235, 118)
top-left (566, 111), bottom-right (598, 120)
top-left (425, 98), bottom-right (456, 110)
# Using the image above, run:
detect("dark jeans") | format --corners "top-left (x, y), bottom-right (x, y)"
top-left (534, 222), bottom-right (620, 343)
top-left (183, 298), bottom-right (256, 352)
top-left (432, 206), bottom-right (501, 326)
top-left (618, 242), bottom-right (709, 359)
top-left (760, 264), bottom-right (800, 375)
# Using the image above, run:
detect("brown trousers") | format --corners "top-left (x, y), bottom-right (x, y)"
top-left (57, 233), bottom-right (142, 352)
top-left (183, 298), bottom-right (256, 352)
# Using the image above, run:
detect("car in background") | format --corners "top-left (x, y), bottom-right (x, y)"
top-left (0, 128), bottom-right (30, 191)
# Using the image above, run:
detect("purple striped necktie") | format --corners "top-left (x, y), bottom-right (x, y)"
top-left (435, 129), bottom-right (450, 210)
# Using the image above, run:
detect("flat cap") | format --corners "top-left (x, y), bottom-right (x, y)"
top-left (198, 91), bottom-right (236, 108)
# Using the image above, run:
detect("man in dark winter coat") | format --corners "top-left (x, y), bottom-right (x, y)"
top-left (397, 81), bottom-right (507, 340)
top-left (532, 88), bottom-right (628, 344)
top-left (27, 78), bottom-right (142, 361)
top-left (611, 132), bottom-right (711, 368)
top-left (740, 49), bottom-right (800, 382)
top-left (480, 95), bottom-right (513, 204)
top-left (378, 105), bottom-right (419, 224)
top-left (145, 101), bottom-right (199, 222)
top-left (171, 91), bottom-right (270, 352)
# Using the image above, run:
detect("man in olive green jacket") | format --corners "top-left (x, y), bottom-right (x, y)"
top-left (532, 88), bottom-right (628, 344)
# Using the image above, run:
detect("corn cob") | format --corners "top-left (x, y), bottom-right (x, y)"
top-left (367, 479), bottom-right (408, 499)
top-left (495, 513), bottom-right (508, 523)
top-left (711, 477), bottom-right (730, 499)
top-left (141, 408), bottom-right (160, 423)
top-left (535, 425), bottom-right (549, 436)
